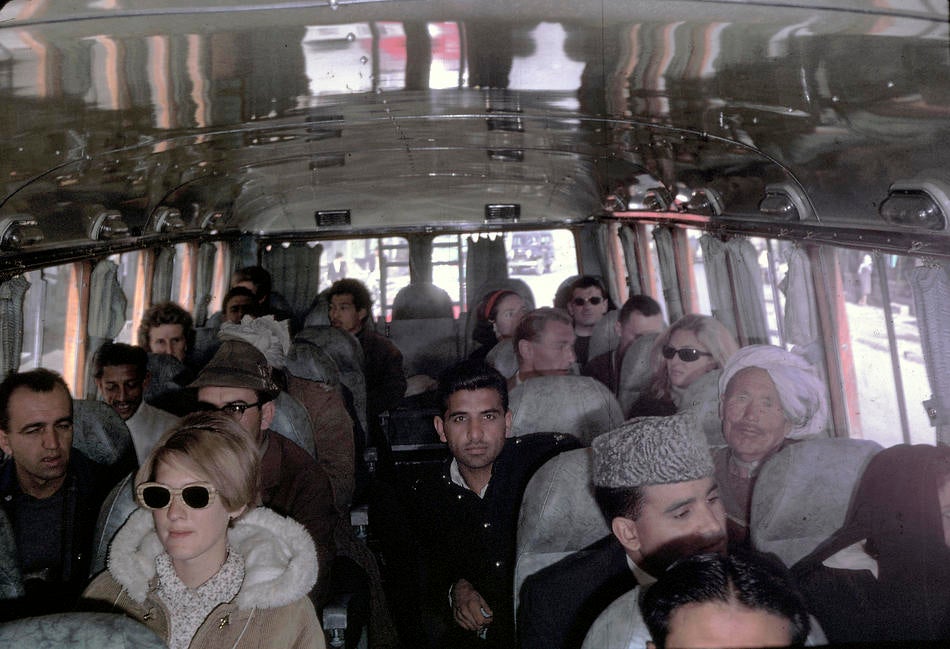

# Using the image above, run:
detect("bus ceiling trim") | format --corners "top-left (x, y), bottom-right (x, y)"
top-left (151, 206), bottom-right (187, 234)
top-left (85, 207), bottom-right (130, 242)
top-left (880, 179), bottom-right (949, 233)
top-left (0, 216), bottom-right (44, 253)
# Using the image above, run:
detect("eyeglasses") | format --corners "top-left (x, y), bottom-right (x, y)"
top-left (136, 482), bottom-right (218, 510)
top-left (572, 296), bottom-right (604, 306)
top-left (196, 401), bottom-right (262, 419)
top-left (661, 346), bottom-right (713, 362)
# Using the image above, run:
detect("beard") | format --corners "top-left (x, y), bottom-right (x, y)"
top-left (638, 531), bottom-right (729, 577)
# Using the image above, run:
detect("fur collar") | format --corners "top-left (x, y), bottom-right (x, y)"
top-left (106, 507), bottom-right (318, 610)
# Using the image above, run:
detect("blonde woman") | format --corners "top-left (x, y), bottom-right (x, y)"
top-left (83, 413), bottom-right (324, 649)
top-left (629, 314), bottom-right (739, 445)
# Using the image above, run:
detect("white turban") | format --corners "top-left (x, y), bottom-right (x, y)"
top-left (719, 345), bottom-right (829, 439)
top-left (218, 315), bottom-right (290, 369)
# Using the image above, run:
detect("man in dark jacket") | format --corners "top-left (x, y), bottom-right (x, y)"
top-left (410, 360), bottom-right (580, 648)
top-left (0, 369), bottom-right (115, 620)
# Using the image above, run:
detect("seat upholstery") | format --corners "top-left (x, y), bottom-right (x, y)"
top-left (485, 339), bottom-right (518, 379)
top-left (391, 282), bottom-right (454, 320)
top-left (751, 437), bottom-right (882, 567)
top-left (294, 326), bottom-right (368, 434)
top-left (389, 317), bottom-right (459, 379)
top-left (0, 507), bottom-right (24, 600)
top-left (90, 472), bottom-right (136, 578)
top-left (464, 279), bottom-right (536, 356)
top-left (617, 332), bottom-right (659, 416)
top-left (0, 612), bottom-right (166, 648)
top-left (72, 400), bottom-right (135, 468)
top-left (270, 391), bottom-right (317, 458)
top-left (508, 376), bottom-right (625, 444)
top-left (514, 448), bottom-right (609, 611)
top-left (586, 310), bottom-right (620, 362)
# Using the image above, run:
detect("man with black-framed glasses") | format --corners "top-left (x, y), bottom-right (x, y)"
top-left (566, 276), bottom-right (611, 367)
top-left (189, 339), bottom-right (338, 608)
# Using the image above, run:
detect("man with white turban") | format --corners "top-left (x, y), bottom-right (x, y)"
top-left (715, 344), bottom-right (829, 544)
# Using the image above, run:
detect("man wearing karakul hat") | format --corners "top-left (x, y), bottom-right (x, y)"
top-left (715, 344), bottom-right (829, 545)
top-left (519, 411), bottom-right (728, 649)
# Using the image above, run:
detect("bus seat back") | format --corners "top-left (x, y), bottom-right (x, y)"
top-left (0, 507), bottom-right (24, 600)
top-left (270, 391), bottom-right (317, 459)
top-left (751, 437), bottom-right (882, 567)
top-left (391, 282), bottom-right (454, 320)
top-left (587, 310), bottom-right (620, 362)
top-left (617, 332), bottom-right (659, 417)
top-left (485, 339), bottom-right (518, 379)
top-left (509, 376), bottom-right (625, 444)
top-left (389, 318), bottom-right (460, 379)
top-left (90, 472), bottom-right (136, 578)
top-left (0, 612), bottom-right (166, 648)
top-left (73, 399), bottom-right (135, 468)
top-left (295, 326), bottom-right (368, 434)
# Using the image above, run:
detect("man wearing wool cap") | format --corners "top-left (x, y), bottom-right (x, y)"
top-left (715, 344), bottom-right (829, 544)
top-left (518, 411), bottom-right (727, 649)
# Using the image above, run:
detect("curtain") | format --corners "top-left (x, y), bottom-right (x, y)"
top-left (0, 275), bottom-right (30, 378)
top-left (84, 259), bottom-right (128, 398)
top-left (727, 237), bottom-right (769, 346)
top-left (699, 235), bottom-right (735, 339)
top-left (264, 242), bottom-right (323, 319)
top-left (465, 234), bottom-right (507, 310)
top-left (911, 261), bottom-right (950, 445)
top-left (151, 247), bottom-right (175, 304)
top-left (593, 223), bottom-right (621, 307)
top-left (408, 234), bottom-right (434, 284)
top-left (783, 246), bottom-right (820, 347)
top-left (619, 224), bottom-right (643, 295)
top-left (193, 243), bottom-right (217, 327)
top-left (653, 226), bottom-right (683, 322)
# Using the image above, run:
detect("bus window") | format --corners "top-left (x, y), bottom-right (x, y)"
top-left (20, 264), bottom-right (71, 376)
top-left (505, 229), bottom-right (577, 308)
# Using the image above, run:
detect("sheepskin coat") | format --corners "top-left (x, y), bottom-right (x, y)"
top-left (83, 507), bottom-right (325, 649)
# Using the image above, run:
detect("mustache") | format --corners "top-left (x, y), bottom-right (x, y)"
top-left (639, 531), bottom-right (728, 577)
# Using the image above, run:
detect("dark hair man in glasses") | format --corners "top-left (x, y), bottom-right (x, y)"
top-left (0, 369), bottom-right (117, 620)
top-left (566, 276), bottom-right (611, 367)
top-left (189, 339), bottom-right (338, 607)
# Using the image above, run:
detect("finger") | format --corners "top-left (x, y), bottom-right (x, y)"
top-left (455, 605), bottom-right (479, 630)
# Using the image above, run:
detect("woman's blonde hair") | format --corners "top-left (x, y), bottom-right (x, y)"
top-left (648, 314), bottom-right (739, 401)
top-left (136, 412), bottom-right (262, 514)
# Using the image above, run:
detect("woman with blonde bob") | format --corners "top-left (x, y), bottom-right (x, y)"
top-left (629, 314), bottom-right (739, 444)
top-left (83, 413), bottom-right (324, 649)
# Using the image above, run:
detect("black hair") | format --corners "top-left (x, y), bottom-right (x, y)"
top-left (619, 294), bottom-right (662, 323)
top-left (436, 359), bottom-right (509, 415)
top-left (327, 278), bottom-right (373, 315)
top-left (642, 551), bottom-right (811, 649)
top-left (232, 266), bottom-right (272, 299)
top-left (93, 342), bottom-right (148, 379)
top-left (0, 368), bottom-right (72, 431)
top-left (223, 285), bottom-right (259, 311)
top-left (569, 275), bottom-right (608, 297)
top-left (594, 485), bottom-right (645, 523)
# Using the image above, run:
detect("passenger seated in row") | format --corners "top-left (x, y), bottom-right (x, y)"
top-left (793, 444), bottom-right (950, 643)
top-left (583, 295), bottom-right (664, 396)
top-left (470, 289), bottom-right (527, 375)
top-left (518, 411), bottom-right (727, 649)
top-left (189, 339), bottom-right (338, 609)
top-left (82, 413), bottom-right (325, 649)
top-left (629, 314), bottom-right (738, 444)
top-left (327, 279), bottom-right (406, 432)
top-left (221, 285), bottom-right (259, 324)
top-left (409, 360), bottom-right (579, 649)
top-left (0, 370), bottom-right (118, 620)
top-left (231, 265), bottom-right (294, 324)
top-left (642, 552), bottom-right (811, 649)
top-left (93, 342), bottom-right (179, 465)
top-left (716, 345), bottom-right (828, 545)
top-left (566, 276), bottom-right (611, 367)
top-left (139, 301), bottom-right (198, 411)
top-left (509, 307), bottom-right (576, 388)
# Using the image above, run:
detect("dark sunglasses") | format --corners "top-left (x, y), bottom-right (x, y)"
top-left (196, 401), bottom-right (262, 418)
top-left (661, 346), bottom-right (713, 362)
top-left (572, 296), bottom-right (604, 306)
top-left (136, 482), bottom-right (218, 510)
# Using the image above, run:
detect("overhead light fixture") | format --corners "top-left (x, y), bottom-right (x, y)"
top-left (758, 183), bottom-right (813, 221)
top-left (627, 186), bottom-right (673, 211)
top-left (152, 206), bottom-right (186, 233)
top-left (879, 179), bottom-right (949, 231)
top-left (200, 209), bottom-right (225, 231)
top-left (685, 188), bottom-right (724, 216)
top-left (86, 207), bottom-right (130, 240)
top-left (485, 204), bottom-right (520, 221)
top-left (487, 149), bottom-right (524, 162)
top-left (0, 215), bottom-right (44, 251)
top-left (487, 116), bottom-right (524, 133)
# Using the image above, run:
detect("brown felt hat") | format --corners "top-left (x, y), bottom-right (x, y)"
top-left (189, 339), bottom-right (280, 402)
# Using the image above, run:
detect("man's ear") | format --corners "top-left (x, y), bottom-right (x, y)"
top-left (518, 339), bottom-right (533, 366)
top-left (357, 307), bottom-right (368, 323)
top-left (611, 516), bottom-right (642, 555)
top-left (260, 399), bottom-right (276, 431)
top-left (566, 299), bottom-right (577, 318)
top-left (0, 430), bottom-right (12, 457)
top-left (434, 416), bottom-right (447, 443)
top-left (504, 409), bottom-right (513, 438)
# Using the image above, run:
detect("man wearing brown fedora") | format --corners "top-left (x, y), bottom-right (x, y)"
top-left (189, 339), bottom-right (338, 607)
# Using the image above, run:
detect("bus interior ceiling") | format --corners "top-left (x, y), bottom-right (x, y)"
top-left (0, 0), bottom-right (949, 446)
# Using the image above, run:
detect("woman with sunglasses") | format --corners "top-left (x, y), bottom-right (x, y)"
top-left (82, 412), bottom-right (325, 649)
top-left (628, 314), bottom-right (738, 445)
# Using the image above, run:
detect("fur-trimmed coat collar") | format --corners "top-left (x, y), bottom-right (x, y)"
top-left (107, 507), bottom-right (318, 611)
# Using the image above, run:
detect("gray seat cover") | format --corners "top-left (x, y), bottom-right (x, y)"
top-left (509, 375), bottom-right (624, 444)
top-left (617, 332), bottom-right (659, 415)
top-left (286, 337), bottom-right (342, 387)
top-left (389, 317), bottom-right (459, 379)
top-left (676, 369), bottom-right (726, 447)
top-left (586, 310), bottom-right (620, 362)
top-left (485, 339), bottom-right (518, 379)
top-left (144, 353), bottom-right (189, 404)
top-left (391, 282), bottom-right (454, 320)
top-left (90, 472), bottom-right (136, 578)
top-left (514, 448), bottom-right (609, 612)
top-left (73, 399), bottom-right (134, 466)
top-left (0, 612), bottom-right (166, 648)
top-left (270, 391), bottom-right (317, 458)
top-left (294, 326), bottom-right (367, 433)
top-left (464, 279), bottom-right (536, 356)
top-left (0, 506), bottom-right (24, 600)
top-left (751, 437), bottom-right (882, 567)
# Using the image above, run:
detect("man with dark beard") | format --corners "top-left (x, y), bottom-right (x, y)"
top-left (518, 411), bottom-right (727, 649)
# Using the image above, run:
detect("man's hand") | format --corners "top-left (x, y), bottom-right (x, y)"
top-left (451, 578), bottom-right (494, 632)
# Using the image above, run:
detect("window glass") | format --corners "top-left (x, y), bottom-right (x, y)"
top-left (169, 242), bottom-right (192, 307)
top-left (319, 237), bottom-right (407, 322)
top-left (749, 236), bottom-right (791, 346)
top-left (113, 251), bottom-right (140, 343)
top-left (505, 229), bottom-right (577, 308)
top-left (19, 265), bottom-right (71, 375)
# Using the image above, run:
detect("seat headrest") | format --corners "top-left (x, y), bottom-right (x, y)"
top-left (392, 282), bottom-right (454, 320)
top-left (72, 399), bottom-right (134, 466)
top-left (508, 375), bottom-right (625, 444)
